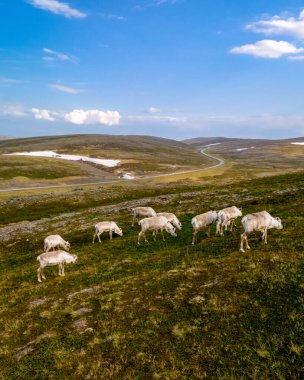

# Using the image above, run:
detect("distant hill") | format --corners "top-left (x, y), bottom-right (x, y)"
top-left (0, 134), bottom-right (215, 187)
top-left (0, 134), bottom-right (212, 166)
top-left (184, 136), bottom-right (304, 177)
top-left (183, 136), bottom-right (271, 147)
top-left (1, 134), bottom-right (303, 189)
top-left (183, 136), bottom-right (304, 148)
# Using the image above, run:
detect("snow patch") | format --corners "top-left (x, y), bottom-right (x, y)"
top-left (236, 146), bottom-right (255, 152)
top-left (203, 143), bottom-right (222, 147)
top-left (119, 173), bottom-right (135, 180)
top-left (291, 142), bottom-right (304, 145)
top-left (4, 151), bottom-right (120, 167)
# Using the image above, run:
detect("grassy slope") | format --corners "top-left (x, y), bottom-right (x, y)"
top-left (0, 134), bottom-right (211, 165)
top-left (183, 136), bottom-right (269, 148)
top-left (0, 155), bottom-right (88, 181)
top-left (183, 136), bottom-right (304, 147)
top-left (0, 135), bottom-right (213, 187)
top-left (184, 135), bottom-right (304, 156)
top-left (183, 137), bottom-right (304, 181)
top-left (1, 134), bottom-right (303, 188)
top-left (0, 171), bottom-right (303, 379)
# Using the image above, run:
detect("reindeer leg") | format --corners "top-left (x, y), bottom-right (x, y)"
top-left (161, 228), bottom-right (165, 241)
top-left (263, 229), bottom-right (268, 244)
top-left (37, 267), bottom-right (42, 282)
top-left (240, 233), bottom-right (246, 252)
top-left (132, 214), bottom-right (136, 227)
top-left (41, 267), bottom-right (46, 280)
top-left (221, 223), bottom-right (224, 236)
top-left (192, 230), bottom-right (197, 245)
top-left (207, 225), bottom-right (211, 237)
top-left (138, 231), bottom-right (143, 245)
top-left (245, 234), bottom-right (250, 250)
top-left (230, 219), bottom-right (234, 232)
top-left (216, 221), bottom-right (221, 236)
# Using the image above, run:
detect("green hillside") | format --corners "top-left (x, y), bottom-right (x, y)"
top-left (0, 171), bottom-right (303, 379)
top-left (184, 136), bottom-right (304, 178)
top-left (0, 134), bottom-right (214, 188)
top-left (0, 134), bottom-right (208, 165)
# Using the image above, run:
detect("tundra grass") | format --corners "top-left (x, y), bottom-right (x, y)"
top-left (0, 172), bottom-right (303, 379)
top-left (0, 136), bottom-right (214, 189)
top-left (0, 134), bottom-right (211, 168)
top-left (0, 156), bottom-right (88, 180)
top-left (0, 171), bottom-right (302, 226)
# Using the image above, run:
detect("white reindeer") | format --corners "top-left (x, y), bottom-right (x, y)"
top-left (37, 250), bottom-right (77, 282)
top-left (216, 206), bottom-right (242, 236)
top-left (132, 207), bottom-right (156, 227)
top-left (44, 235), bottom-right (70, 252)
top-left (240, 211), bottom-right (283, 252)
top-left (191, 211), bottom-right (218, 245)
top-left (138, 216), bottom-right (177, 244)
top-left (92, 221), bottom-right (123, 243)
top-left (157, 212), bottom-right (182, 230)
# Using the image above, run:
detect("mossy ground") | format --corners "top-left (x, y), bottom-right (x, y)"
top-left (0, 156), bottom-right (88, 180)
top-left (0, 171), bottom-right (303, 379)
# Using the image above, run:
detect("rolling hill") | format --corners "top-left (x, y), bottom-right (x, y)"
top-left (0, 134), bottom-right (214, 188)
top-left (183, 136), bottom-right (304, 148)
top-left (0, 134), bottom-right (303, 190)
top-left (183, 136), bottom-right (304, 178)
top-left (0, 134), bottom-right (209, 164)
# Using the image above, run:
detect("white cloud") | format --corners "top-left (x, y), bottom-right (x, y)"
top-left (0, 77), bottom-right (25, 85)
top-left (49, 83), bottom-right (81, 94)
top-left (230, 39), bottom-right (304, 58)
top-left (64, 109), bottom-right (120, 125)
top-left (1, 104), bottom-right (27, 117)
top-left (178, 114), bottom-right (304, 135)
top-left (146, 107), bottom-right (160, 114)
top-left (29, 107), bottom-right (120, 125)
top-left (134, 0), bottom-right (181, 11)
top-left (246, 9), bottom-right (304, 40)
top-left (122, 112), bottom-right (304, 137)
top-left (27, 0), bottom-right (87, 19)
top-left (124, 114), bottom-right (187, 124)
top-left (31, 108), bottom-right (56, 121)
top-left (42, 48), bottom-right (78, 64)
top-left (100, 13), bottom-right (126, 21)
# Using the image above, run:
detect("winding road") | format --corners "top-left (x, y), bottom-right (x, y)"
top-left (0, 147), bottom-right (225, 192)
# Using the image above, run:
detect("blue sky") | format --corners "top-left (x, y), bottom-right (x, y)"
top-left (1, 0), bottom-right (304, 139)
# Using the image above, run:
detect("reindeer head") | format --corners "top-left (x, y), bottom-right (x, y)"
top-left (165, 222), bottom-right (177, 237)
top-left (275, 217), bottom-right (283, 230)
